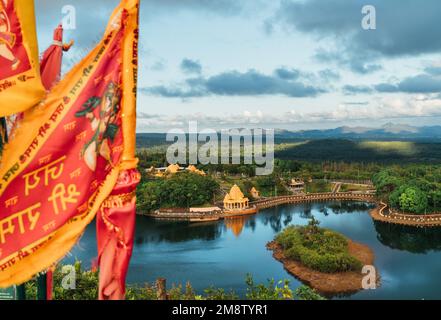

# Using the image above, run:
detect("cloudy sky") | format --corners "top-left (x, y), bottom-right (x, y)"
top-left (35, 0), bottom-right (441, 132)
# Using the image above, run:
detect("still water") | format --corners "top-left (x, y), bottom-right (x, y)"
top-left (66, 201), bottom-right (441, 299)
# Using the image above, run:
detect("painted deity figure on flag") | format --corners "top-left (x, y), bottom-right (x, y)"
top-left (0, 0), bottom-right (20, 71)
top-left (76, 82), bottom-right (122, 172)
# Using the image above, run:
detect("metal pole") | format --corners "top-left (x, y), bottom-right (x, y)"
top-left (37, 274), bottom-right (47, 300)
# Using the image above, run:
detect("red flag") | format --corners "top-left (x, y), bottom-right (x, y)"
top-left (40, 24), bottom-right (73, 91)
top-left (0, 0), bottom-right (45, 117)
top-left (97, 168), bottom-right (140, 300)
top-left (39, 25), bottom-right (73, 300)
top-left (96, 0), bottom-right (140, 299)
top-left (0, 0), bottom-right (139, 291)
top-left (6, 25), bottom-right (73, 164)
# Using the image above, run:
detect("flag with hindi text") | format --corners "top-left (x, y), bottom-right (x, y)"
top-left (0, 0), bottom-right (139, 290)
top-left (0, 0), bottom-right (45, 117)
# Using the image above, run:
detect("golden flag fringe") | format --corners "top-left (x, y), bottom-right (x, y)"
top-left (0, 0), bottom-right (139, 288)
top-left (0, 0), bottom-right (45, 117)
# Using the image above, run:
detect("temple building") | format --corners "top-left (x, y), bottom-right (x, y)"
top-left (166, 164), bottom-right (181, 174)
top-left (250, 187), bottom-right (260, 199)
top-left (223, 185), bottom-right (250, 211)
top-left (288, 179), bottom-right (305, 194)
top-left (147, 166), bottom-right (157, 174)
top-left (147, 164), bottom-right (206, 177)
top-left (186, 165), bottom-right (206, 176)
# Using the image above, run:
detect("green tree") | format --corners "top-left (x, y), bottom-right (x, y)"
top-left (136, 172), bottom-right (220, 212)
top-left (399, 187), bottom-right (428, 214)
top-left (429, 190), bottom-right (441, 212)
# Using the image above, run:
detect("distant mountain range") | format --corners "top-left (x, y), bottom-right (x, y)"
top-left (274, 123), bottom-right (441, 141)
top-left (136, 123), bottom-right (441, 144)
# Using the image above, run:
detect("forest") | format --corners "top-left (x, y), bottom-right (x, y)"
top-left (136, 137), bottom-right (441, 214)
top-left (373, 166), bottom-right (441, 214)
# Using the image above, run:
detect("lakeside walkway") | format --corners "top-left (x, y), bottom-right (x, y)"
top-left (369, 202), bottom-right (441, 228)
top-left (142, 192), bottom-right (376, 222)
top-left (142, 191), bottom-right (441, 228)
top-left (251, 192), bottom-right (376, 210)
top-left (253, 193), bottom-right (441, 228)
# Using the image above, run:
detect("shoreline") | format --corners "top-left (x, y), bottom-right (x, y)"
top-left (139, 192), bottom-right (376, 220)
top-left (142, 205), bottom-right (258, 222)
top-left (267, 240), bottom-right (378, 296)
top-left (369, 204), bottom-right (441, 228)
top-left (139, 192), bottom-right (441, 228)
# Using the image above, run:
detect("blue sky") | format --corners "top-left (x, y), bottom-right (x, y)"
top-left (35, 0), bottom-right (441, 132)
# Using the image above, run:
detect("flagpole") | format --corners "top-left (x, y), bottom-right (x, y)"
top-left (37, 274), bottom-right (47, 300)
top-left (16, 284), bottom-right (26, 300)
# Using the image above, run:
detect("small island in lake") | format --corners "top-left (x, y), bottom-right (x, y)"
top-left (267, 218), bottom-right (378, 296)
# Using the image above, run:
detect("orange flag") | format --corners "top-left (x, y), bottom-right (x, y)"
top-left (0, 0), bottom-right (139, 289)
top-left (0, 0), bottom-right (45, 117)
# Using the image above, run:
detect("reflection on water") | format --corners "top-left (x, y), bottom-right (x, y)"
top-left (224, 217), bottom-right (249, 237)
top-left (66, 201), bottom-right (441, 299)
top-left (134, 220), bottom-right (222, 244)
top-left (374, 221), bottom-right (441, 254)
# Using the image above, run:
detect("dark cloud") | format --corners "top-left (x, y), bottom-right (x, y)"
top-left (319, 69), bottom-right (341, 82)
top-left (375, 74), bottom-right (441, 94)
top-left (276, 0), bottom-right (441, 72)
top-left (142, 85), bottom-right (205, 98)
top-left (424, 66), bottom-right (441, 76)
top-left (314, 49), bottom-right (382, 74)
top-left (180, 59), bottom-right (202, 74)
top-left (374, 83), bottom-right (398, 93)
top-left (340, 68), bottom-right (441, 94)
top-left (343, 85), bottom-right (373, 95)
top-left (142, 69), bottom-right (326, 98)
top-left (142, 0), bottom-right (241, 14)
top-left (205, 70), bottom-right (323, 97)
top-left (274, 67), bottom-right (300, 80)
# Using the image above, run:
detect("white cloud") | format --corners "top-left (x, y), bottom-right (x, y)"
top-left (136, 95), bottom-right (441, 132)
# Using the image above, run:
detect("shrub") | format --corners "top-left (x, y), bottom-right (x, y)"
top-left (295, 285), bottom-right (326, 300)
top-left (245, 274), bottom-right (293, 300)
top-left (23, 262), bottom-right (324, 300)
top-left (275, 222), bottom-right (363, 273)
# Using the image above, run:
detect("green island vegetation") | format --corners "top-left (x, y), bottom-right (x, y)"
top-left (275, 219), bottom-right (363, 273)
top-left (22, 262), bottom-right (324, 300)
top-left (373, 166), bottom-right (441, 214)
